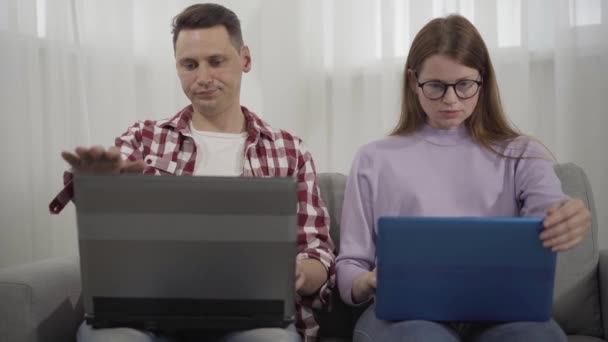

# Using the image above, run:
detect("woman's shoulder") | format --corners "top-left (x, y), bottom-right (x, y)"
top-left (347, 135), bottom-right (423, 176)
top-left (356, 134), bottom-right (419, 159)
top-left (497, 135), bottom-right (554, 160)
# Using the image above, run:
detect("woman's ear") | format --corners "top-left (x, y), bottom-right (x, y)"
top-left (407, 69), bottom-right (418, 93)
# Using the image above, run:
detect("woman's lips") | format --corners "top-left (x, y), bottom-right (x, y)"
top-left (440, 110), bottom-right (461, 117)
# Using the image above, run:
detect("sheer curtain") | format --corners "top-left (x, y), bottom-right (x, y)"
top-left (1, 0), bottom-right (606, 268)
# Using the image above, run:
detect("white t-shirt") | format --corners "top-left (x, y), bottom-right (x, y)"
top-left (189, 123), bottom-right (247, 176)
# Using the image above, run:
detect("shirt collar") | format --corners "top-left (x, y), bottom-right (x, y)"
top-left (160, 105), bottom-right (275, 142)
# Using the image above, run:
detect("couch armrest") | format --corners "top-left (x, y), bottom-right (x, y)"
top-left (599, 250), bottom-right (608, 338)
top-left (0, 256), bottom-right (83, 342)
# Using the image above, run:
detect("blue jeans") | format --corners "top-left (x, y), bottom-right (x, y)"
top-left (354, 304), bottom-right (567, 342)
top-left (77, 322), bottom-right (301, 342)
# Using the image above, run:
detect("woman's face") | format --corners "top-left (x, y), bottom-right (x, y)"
top-left (412, 54), bottom-right (482, 129)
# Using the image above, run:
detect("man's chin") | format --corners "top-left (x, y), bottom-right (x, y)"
top-left (192, 102), bottom-right (222, 117)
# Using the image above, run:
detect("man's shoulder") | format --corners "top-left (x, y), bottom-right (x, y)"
top-left (246, 109), bottom-right (303, 146)
top-left (127, 106), bottom-right (191, 132)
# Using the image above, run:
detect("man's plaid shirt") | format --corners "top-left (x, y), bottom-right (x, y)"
top-left (49, 105), bottom-right (336, 341)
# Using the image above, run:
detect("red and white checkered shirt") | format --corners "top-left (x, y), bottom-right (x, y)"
top-left (49, 105), bottom-right (336, 341)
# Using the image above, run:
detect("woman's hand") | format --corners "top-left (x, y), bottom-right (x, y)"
top-left (540, 198), bottom-right (591, 252)
top-left (351, 268), bottom-right (377, 304)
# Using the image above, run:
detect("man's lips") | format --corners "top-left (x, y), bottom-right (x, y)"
top-left (195, 89), bottom-right (219, 97)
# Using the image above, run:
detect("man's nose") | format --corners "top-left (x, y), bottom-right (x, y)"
top-left (196, 65), bottom-right (213, 86)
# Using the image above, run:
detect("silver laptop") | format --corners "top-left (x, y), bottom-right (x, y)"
top-left (73, 174), bottom-right (296, 332)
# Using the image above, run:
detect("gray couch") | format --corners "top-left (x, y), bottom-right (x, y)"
top-left (0, 163), bottom-right (605, 342)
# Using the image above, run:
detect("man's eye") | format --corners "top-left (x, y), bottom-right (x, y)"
top-left (210, 59), bottom-right (224, 67)
top-left (183, 62), bottom-right (197, 70)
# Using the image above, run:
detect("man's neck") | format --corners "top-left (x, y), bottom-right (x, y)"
top-left (191, 105), bottom-right (246, 133)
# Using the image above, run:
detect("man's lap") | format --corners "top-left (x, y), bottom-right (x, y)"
top-left (77, 322), bottom-right (301, 342)
top-left (76, 323), bottom-right (169, 342)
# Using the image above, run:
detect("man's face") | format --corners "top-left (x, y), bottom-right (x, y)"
top-left (175, 26), bottom-right (250, 118)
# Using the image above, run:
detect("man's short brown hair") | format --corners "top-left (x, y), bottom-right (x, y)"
top-left (171, 3), bottom-right (244, 50)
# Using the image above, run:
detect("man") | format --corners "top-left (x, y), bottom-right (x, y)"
top-left (50, 4), bottom-right (335, 342)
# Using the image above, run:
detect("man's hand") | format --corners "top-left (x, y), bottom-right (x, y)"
top-left (351, 268), bottom-right (377, 304)
top-left (295, 259), bottom-right (328, 296)
top-left (541, 198), bottom-right (591, 252)
top-left (295, 262), bottom-right (306, 292)
top-left (61, 146), bottom-right (145, 174)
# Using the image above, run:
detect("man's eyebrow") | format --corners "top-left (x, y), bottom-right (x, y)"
top-left (177, 57), bottom-right (196, 63)
top-left (207, 54), bottom-right (226, 59)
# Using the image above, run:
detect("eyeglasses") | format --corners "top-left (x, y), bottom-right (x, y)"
top-left (415, 73), bottom-right (482, 100)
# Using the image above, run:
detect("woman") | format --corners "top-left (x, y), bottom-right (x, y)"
top-left (335, 14), bottom-right (591, 342)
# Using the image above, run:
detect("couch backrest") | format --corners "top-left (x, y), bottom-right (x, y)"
top-left (317, 162), bottom-right (602, 337)
top-left (317, 173), bottom-right (347, 253)
top-left (553, 163), bottom-right (602, 336)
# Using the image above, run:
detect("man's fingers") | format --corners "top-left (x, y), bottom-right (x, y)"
top-left (75, 147), bottom-right (96, 165)
top-left (121, 160), bottom-right (145, 174)
top-left (64, 146), bottom-right (145, 174)
top-left (88, 146), bottom-right (105, 160)
top-left (105, 147), bottom-right (121, 162)
top-left (61, 151), bottom-right (81, 168)
top-left (97, 149), bottom-right (123, 173)
top-left (68, 146), bottom-right (127, 173)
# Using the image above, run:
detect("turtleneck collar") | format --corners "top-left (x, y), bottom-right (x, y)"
top-left (418, 123), bottom-right (471, 146)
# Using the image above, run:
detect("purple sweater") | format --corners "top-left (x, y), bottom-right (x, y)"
top-left (335, 124), bottom-right (567, 305)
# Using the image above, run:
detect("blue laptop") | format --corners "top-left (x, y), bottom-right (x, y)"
top-left (375, 217), bottom-right (557, 322)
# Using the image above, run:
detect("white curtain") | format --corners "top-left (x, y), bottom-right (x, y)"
top-left (1, 0), bottom-right (607, 268)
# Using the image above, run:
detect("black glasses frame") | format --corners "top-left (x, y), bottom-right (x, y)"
top-left (415, 72), bottom-right (483, 100)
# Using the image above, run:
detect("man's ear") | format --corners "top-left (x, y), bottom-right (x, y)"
top-left (407, 69), bottom-right (418, 93)
top-left (240, 46), bottom-right (252, 73)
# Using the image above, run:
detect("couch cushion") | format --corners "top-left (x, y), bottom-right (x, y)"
top-left (0, 256), bottom-right (82, 342)
top-left (554, 164), bottom-right (602, 337)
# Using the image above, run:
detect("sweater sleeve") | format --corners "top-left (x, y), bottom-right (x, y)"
top-left (513, 139), bottom-right (568, 217)
top-left (335, 148), bottom-right (377, 306)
